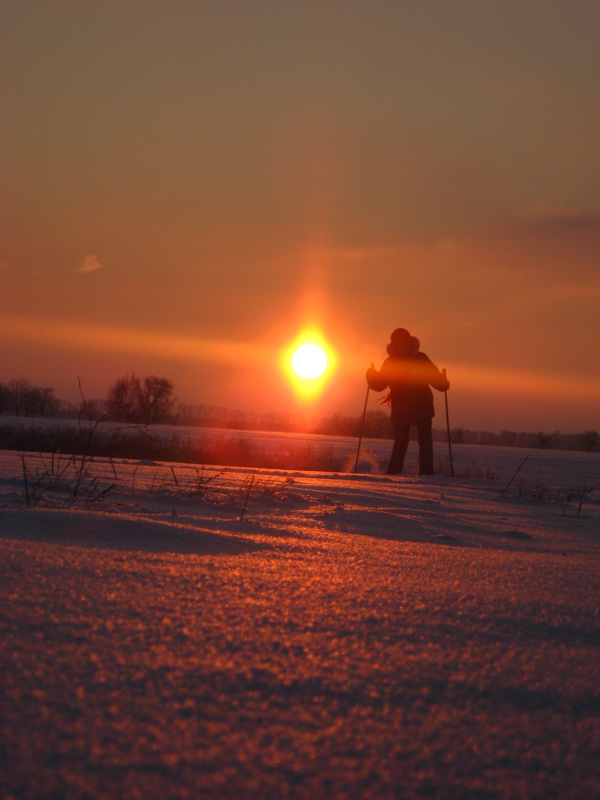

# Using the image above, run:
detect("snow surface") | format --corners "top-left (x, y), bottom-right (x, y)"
top-left (1, 445), bottom-right (599, 799)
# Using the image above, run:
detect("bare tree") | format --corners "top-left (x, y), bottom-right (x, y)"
top-left (8, 378), bottom-right (33, 417)
top-left (106, 374), bottom-right (174, 423)
top-left (79, 397), bottom-right (106, 421)
top-left (106, 374), bottom-right (139, 422)
top-left (34, 386), bottom-right (60, 417)
top-left (134, 376), bottom-right (175, 424)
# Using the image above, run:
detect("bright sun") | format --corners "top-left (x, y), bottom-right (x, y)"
top-left (280, 328), bottom-right (336, 403)
top-left (291, 343), bottom-right (328, 379)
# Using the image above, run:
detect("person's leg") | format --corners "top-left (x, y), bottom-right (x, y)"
top-left (389, 424), bottom-right (410, 474)
top-left (417, 418), bottom-right (434, 475)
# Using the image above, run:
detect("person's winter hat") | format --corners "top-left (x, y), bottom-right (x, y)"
top-left (390, 328), bottom-right (411, 349)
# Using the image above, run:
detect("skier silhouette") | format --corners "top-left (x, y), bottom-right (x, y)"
top-left (366, 328), bottom-right (449, 475)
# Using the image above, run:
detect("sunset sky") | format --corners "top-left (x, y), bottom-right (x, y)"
top-left (1, 1), bottom-right (599, 433)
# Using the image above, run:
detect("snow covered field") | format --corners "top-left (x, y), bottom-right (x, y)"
top-left (1, 444), bottom-right (599, 799)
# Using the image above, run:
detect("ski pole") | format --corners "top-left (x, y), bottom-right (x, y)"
top-left (443, 368), bottom-right (454, 477)
top-left (354, 366), bottom-right (373, 473)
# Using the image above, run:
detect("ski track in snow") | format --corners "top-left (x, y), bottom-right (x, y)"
top-left (1, 446), bottom-right (599, 799)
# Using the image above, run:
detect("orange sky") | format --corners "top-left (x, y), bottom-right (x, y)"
top-left (1, 1), bottom-right (599, 433)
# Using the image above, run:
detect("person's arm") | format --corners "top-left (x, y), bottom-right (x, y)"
top-left (425, 357), bottom-right (450, 391)
top-left (366, 362), bottom-right (391, 392)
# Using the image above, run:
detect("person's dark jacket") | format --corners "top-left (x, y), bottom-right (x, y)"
top-left (366, 338), bottom-right (449, 426)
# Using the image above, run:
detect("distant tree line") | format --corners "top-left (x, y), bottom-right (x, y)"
top-left (0, 378), bottom-right (62, 418)
top-left (1, 375), bottom-right (598, 452)
top-left (445, 426), bottom-right (600, 453)
top-left (175, 403), bottom-right (303, 432)
top-left (0, 374), bottom-right (175, 425)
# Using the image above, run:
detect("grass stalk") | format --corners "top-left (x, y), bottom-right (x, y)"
top-left (239, 473), bottom-right (257, 521)
top-left (497, 456), bottom-right (529, 500)
top-left (21, 454), bottom-right (30, 507)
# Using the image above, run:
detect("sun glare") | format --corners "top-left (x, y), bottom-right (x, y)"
top-left (280, 329), bottom-right (337, 403)
top-left (291, 343), bottom-right (328, 379)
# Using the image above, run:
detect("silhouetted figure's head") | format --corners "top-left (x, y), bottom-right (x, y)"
top-left (390, 328), bottom-right (411, 351)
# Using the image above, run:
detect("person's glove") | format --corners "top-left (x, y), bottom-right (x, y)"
top-left (366, 366), bottom-right (377, 383)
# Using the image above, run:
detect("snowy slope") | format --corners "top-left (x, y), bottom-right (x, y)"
top-left (1, 448), bottom-right (599, 799)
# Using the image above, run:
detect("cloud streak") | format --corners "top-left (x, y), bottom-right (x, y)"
top-left (0, 314), bottom-right (273, 367)
top-left (525, 208), bottom-right (600, 237)
top-left (76, 255), bottom-right (103, 274)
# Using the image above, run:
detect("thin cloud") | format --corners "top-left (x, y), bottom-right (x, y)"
top-left (0, 313), bottom-right (273, 367)
top-left (526, 208), bottom-right (600, 236)
top-left (76, 255), bottom-right (103, 274)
